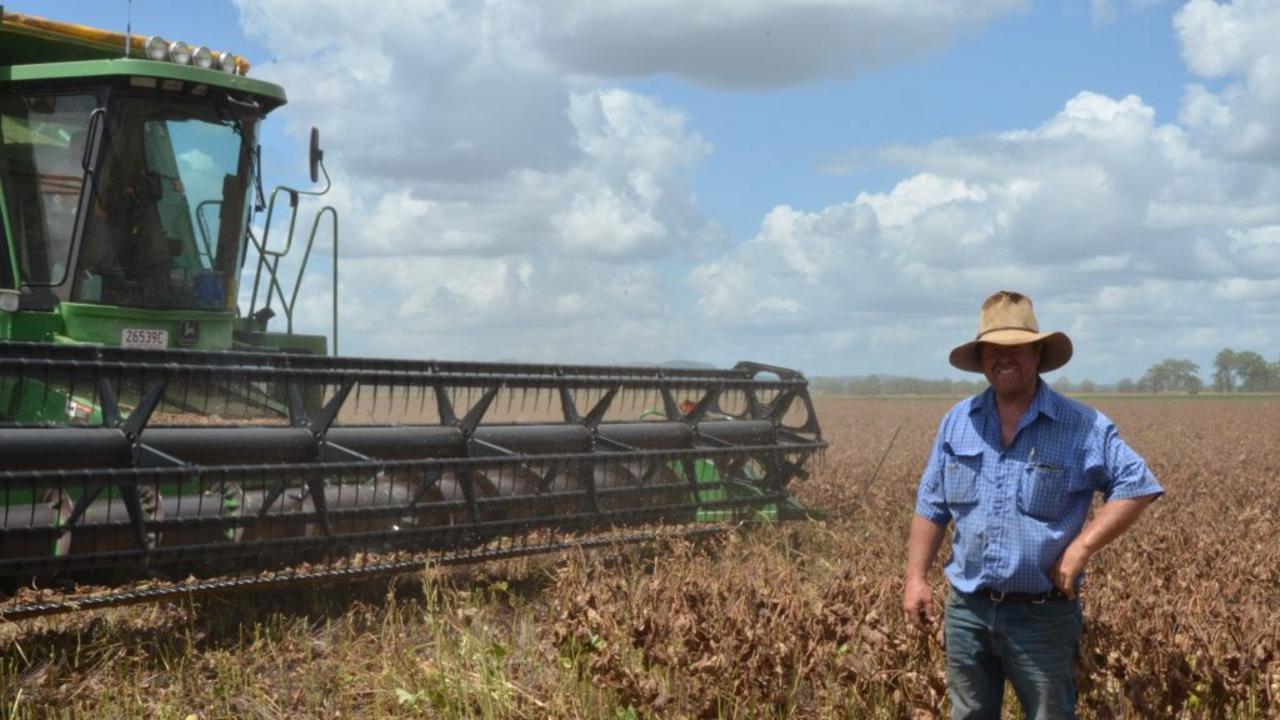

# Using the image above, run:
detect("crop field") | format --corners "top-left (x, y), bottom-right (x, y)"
top-left (1, 396), bottom-right (1278, 718)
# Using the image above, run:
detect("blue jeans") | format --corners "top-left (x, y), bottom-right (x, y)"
top-left (943, 588), bottom-right (1083, 720)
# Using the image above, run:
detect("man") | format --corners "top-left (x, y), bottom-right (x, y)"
top-left (902, 290), bottom-right (1163, 720)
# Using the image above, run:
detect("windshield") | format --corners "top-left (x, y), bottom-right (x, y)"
top-left (0, 93), bottom-right (97, 286)
top-left (74, 93), bottom-right (257, 311)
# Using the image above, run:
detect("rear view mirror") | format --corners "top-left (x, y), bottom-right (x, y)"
top-left (309, 127), bottom-right (323, 184)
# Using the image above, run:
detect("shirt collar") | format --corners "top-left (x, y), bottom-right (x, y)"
top-left (968, 379), bottom-right (1059, 422)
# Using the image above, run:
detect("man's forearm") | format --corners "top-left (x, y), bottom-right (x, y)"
top-left (906, 514), bottom-right (946, 580)
top-left (1074, 495), bottom-right (1157, 555)
top-left (1052, 495), bottom-right (1157, 596)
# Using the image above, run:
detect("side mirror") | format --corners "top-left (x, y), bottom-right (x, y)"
top-left (309, 127), bottom-right (323, 184)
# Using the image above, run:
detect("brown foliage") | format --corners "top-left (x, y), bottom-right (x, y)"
top-left (549, 397), bottom-right (1280, 718)
top-left (2, 396), bottom-right (1278, 719)
top-left (552, 532), bottom-right (949, 718)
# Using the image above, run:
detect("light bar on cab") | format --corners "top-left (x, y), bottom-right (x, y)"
top-left (144, 35), bottom-right (243, 73)
top-left (0, 9), bottom-right (250, 75)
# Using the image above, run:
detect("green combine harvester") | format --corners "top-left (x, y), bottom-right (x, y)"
top-left (0, 9), bottom-right (824, 619)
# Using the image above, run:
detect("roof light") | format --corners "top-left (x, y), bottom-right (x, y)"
top-left (168, 40), bottom-right (193, 65)
top-left (215, 51), bottom-right (237, 74)
top-left (191, 46), bottom-right (214, 69)
top-left (144, 35), bottom-right (169, 61)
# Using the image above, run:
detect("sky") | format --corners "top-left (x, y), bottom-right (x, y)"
top-left (25, 0), bottom-right (1280, 383)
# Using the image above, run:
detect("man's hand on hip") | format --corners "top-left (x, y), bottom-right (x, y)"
top-left (1052, 495), bottom-right (1158, 598)
top-left (1050, 541), bottom-right (1091, 598)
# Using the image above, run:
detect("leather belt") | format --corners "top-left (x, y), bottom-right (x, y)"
top-left (973, 587), bottom-right (1068, 604)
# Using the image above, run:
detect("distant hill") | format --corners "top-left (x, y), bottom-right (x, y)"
top-left (656, 359), bottom-right (718, 370)
top-left (813, 374), bottom-right (987, 397)
top-left (491, 358), bottom-right (720, 370)
top-left (612, 360), bottom-right (720, 370)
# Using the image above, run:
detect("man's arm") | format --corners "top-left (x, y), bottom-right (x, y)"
top-left (1054, 415), bottom-right (1165, 598)
top-left (903, 514), bottom-right (946, 630)
top-left (1050, 494), bottom-right (1157, 598)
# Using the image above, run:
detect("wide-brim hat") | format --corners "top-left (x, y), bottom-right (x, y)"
top-left (949, 290), bottom-right (1073, 373)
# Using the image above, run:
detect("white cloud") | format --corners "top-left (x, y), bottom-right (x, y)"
top-left (856, 174), bottom-right (988, 228)
top-left (1075, 253), bottom-right (1132, 272)
top-left (232, 0), bottom-right (1019, 366)
top-left (1176, 0), bottom-right (1280, 159)
top-left (536, 0), bottom-right (1024, 89)
top-left (233, 0), bottom-right (1280, 379)
top-left (687, 85), bottom-right (1280, 377)
top-left (177, 149), bottom-right (215, 173)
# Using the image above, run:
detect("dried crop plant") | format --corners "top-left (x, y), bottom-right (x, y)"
top-left (0, 396), bottom-right (1276, 719)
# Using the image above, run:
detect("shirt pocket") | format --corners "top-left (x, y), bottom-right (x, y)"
top-left (943, 445), bottom-right (983, 506)
top-left (1018, 460), bottom-right (1070, 521)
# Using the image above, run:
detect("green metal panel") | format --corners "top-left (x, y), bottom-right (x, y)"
top-left (0, 59), bottom-right (287, 107)
top-left (233, 328), bottom-right (327, 355)
top-left (0, 24), bottom-right (121, 66)
top-left (687, 460), bottom-right (780, 523)
top-left (58, 301), bottom-right (232, 349)
top-left (3, 309), bottom-right (63, 341)
top-left (1, 6), bottom-right (153, 66)
top-left (0, 374), bottom-right (100, 424)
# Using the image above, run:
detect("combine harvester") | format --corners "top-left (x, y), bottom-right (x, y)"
top-left (0, 9), bottom-right (825, 619)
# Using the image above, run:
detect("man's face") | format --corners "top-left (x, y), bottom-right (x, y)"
top-left (980, 342), bottom-right (1041, 398)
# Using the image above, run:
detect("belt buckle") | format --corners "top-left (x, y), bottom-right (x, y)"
top-left (989, 590), bottom-right (1006, 604)
top-left (1032, 592), bottom-right (1048, 605)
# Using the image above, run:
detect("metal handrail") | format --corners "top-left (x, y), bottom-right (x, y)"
top-left (243, 158), bottom-right (339, 351)
top-left (247, 186), bottom-right (299, 316)
top-left (286, 205), bottom-right (339, 354)
top-left (246, 228), bottom-right (293, 318)
top-left (192, 199), bottom-right (220, 267)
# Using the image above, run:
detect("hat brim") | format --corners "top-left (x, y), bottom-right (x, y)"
top-left (949, 330), bottom-right (1073, 374)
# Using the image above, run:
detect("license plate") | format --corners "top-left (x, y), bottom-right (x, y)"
top-left (121, 328), bottom-right (169, 349)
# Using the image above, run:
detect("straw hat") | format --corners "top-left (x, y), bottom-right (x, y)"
top-left (949, 291), bottom-right (1073, 373)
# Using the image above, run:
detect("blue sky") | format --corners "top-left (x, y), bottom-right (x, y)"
top-left (634, 2), bottom-right (1190, 238)
top-left (23, 1), bottom-right (1280, 383)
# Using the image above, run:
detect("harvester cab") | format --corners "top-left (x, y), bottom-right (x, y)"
top-left (0, 9), bottom-right (826, 620)
top-left (0, 8), bottom-right (328, 354)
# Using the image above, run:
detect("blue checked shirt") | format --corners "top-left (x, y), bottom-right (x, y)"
top-left (914, 381), bottom-right (1163, 594)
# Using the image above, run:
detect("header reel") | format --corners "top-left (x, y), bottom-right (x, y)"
top-left (0, 341), bottom-right (824, 618)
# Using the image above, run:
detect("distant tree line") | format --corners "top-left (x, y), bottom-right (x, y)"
top-left (816, 347), bottom-right (1280, 397)
top-left (1209, 349), bottom-right (1280, 392)
top-left (811, 375), bottom-right (988, 397)
top-left (1134, 358), bottom-right (1203, 394)
top-left (1114, 350), bottom-right (1280, 394)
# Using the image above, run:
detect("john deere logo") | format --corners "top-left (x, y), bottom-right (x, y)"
top-left (178, 320), bottom-right (200, 347)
